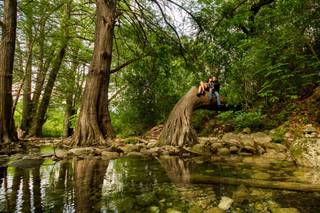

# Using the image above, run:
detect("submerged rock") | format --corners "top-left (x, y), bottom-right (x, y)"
top-left (265, 143), bottom-right (287, 152)
top-left (217, 148), bottom-right (230, 156)
top-left (217, 196), bottom-right (233, 210)
top-left (204, 207), bottom-right (224, 213)
top-left (148, 206), bottom-right (160, 213)
top-left (232, 184), bottom-right (249, 203)
top-left (166, 208), bottom-right (182, 213)
top-left (10, 158), bottom-right (43, 168)
top-left (251, 172), bottom-right (271, 180)
top-left (271, 208), bottom-right (300, 213)
top-left (263, 149), bottom-right (288, 160)
top-left (136, 192), bottom-right (157, 206)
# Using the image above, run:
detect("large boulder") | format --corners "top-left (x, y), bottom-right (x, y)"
top-left (190, 144), bottom-right (211, 155)
top-left (290, 138), bottom-right (320, 167)
top-left (119, 144), bottom-right (140, 153)
top-left (101, 151), bottom-right (119, 159)
top-left (251, 132), bottom-right (272, 145)
top-left (222, 133), bottom-right (241, 146)
top-left (240, 135), bottom-right (255, 147)
top-left (68, 147), bottom-right (96, 156)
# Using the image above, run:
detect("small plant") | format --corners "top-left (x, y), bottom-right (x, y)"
top-left (217, 111), bottom-right (234, 123)
top-left (234, 111), bottom-right (264, 131)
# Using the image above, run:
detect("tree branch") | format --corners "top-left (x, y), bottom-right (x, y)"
top-left (166, 0), bottom-right (203, 33)
top-left (110, 56), bottom-right (144, 74)
top-left (109, 85), bottom-right (128, 102)
top-left (152, 0), bottom-right (187, 63)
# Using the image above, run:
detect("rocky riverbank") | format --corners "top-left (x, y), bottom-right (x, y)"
top-left (0, 123), bottom-right (319, 169)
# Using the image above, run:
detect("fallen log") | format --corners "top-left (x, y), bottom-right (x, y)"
top-left (191, 174), bottom-right (320, 192)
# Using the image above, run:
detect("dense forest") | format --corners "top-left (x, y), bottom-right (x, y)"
top-left (1, 0), bottom-right (320, 212)
top-left (0, 0), bottom-right (319, 144)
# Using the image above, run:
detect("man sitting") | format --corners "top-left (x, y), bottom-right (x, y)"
top-left (197, 76), bottom-right (224, 109)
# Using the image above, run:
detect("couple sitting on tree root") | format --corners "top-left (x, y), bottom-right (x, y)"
top-left (197, 76), bottom-right (225, 109)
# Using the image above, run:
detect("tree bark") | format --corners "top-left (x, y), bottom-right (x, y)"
top-left (71, 0), bottom-right (116, 146)
top-left (0, 0), bottom-right (18, 143)
top-left (158, 87), bottom-right (217, 147)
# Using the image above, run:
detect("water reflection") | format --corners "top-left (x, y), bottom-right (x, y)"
top-left (0, 156), bottom-right (319, 212)
top-left (159, 156), bottom-right (191, 186)
top-left (74, 159), bottom-right (108, 213)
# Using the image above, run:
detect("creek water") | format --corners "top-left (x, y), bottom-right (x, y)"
top-left (0, 145), bottom-right (319, 212)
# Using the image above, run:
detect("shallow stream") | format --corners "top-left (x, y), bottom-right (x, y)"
top-left (0, 145), bottom-right (319, 212)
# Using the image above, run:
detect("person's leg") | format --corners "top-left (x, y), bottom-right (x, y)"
top-left (213, 91), bottom-right (221, 105)
top-left (197, 82), bottom-right (206, 96)
top-left (208, 88), bottom-right (213, 101)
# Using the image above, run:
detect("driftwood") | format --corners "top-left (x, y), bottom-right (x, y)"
top-left (191, 174), bottom-right (320, 192)
top-left (159, 86), bottom-right (217, 147)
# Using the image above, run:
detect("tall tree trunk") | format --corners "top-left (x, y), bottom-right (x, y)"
top-left (0, 0), bottom-right (18, 143)
top-left (29, 2), bottom-right (71, 137)
top-left (159, 87), bottom-right (217, 147)
top-left (64, 48), bottom-right (79, 137)
top-left (29, 42), bottom-right (68, 137)
top-left (20, 14), bottom-right (34, 136)
top-left (64, 93), bottom-right (76, 137)
top-left (32, 21), bottom-right (53, 116)
top-left (71, 0), bottom-right (116, 146)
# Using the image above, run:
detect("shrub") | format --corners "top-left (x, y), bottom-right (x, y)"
top-left (234, 111), bottom-right (264, 131)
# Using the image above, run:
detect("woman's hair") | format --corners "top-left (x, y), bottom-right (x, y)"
top-left (207, 76), bottom-right (218, 82)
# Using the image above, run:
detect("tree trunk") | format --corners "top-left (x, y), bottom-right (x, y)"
top-left (64, 48), bottom-right (79, 137)
top-left (64, 93), bottom-right (76, 137)
top-left (158, 87), bottom-right (217, 147)
top-left (71, 0), bottom-right (116, 146)
top-left (29, 42), bottom-right (68, 137)
top-left (20, 17), bottom-right (34, 136)
top-left (29, 2), bottom-right (71, 137)
top-left (32, 21), bottom-right (54, 117)
top-left (0, 0), bottom-right (18, 143)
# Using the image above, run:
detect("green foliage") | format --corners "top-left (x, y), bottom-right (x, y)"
top-left (271, 126), bottom-right (288, 144)
top-left (234, 111), bottom-right (264, 131)
top-left (42, 108), bottom-right (64, 137)
top-left (217, 111), bottom-right (234, 123)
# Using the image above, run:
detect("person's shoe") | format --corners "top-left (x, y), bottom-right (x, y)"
top-left (217, 104), bottom-right (225, 110)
